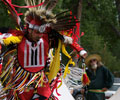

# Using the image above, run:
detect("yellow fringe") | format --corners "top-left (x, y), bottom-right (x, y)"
top-left (48, 49), bottom-right (54, 70)
top-left (62, 44), bottom-right (75, 78)
top-left (2, 65), bottom-right (13, 83)
top-left (63, 59), bottom-right (75, 78)
top-left (60, 31), bottom-right (71, 36)
top-left (62, 44), bottom-right (71, 59)
top-left (4, 49), bottom-right (16, 57)
top-left (35, 71), bottom-right (44, 88)
top-left (7, 10), bottom-right (10, 14)
top-left (16, 27), bottom-right (20, 30)
top-left (48, 40), bottom-right (61, 83)
top-left (14, 69), bottom-right (24, 82)
top-left (3, 36), bottom-right (23, 45)
top-left (16, 72), bottom-right (30, 91)
top-left (48, 41), bottom-right (75, 82)
top-left (27, 73), bottom-right (40, 86)
top-left (0, 58), bottom-right (14, 78)
top-left (14, 67), bottom-right (21, 76)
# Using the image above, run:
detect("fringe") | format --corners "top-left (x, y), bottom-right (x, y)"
top-left (0, 59), bottom-right (47, 99)
top-left (3, 36), bottom-right (23, 46)
top-left (61, 44), bottom-right (75, 78)
top-left (48, 39), bottom-right (61, 83)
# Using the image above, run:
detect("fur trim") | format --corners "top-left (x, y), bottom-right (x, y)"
top-left (63, 35), bottom-right (73, 44)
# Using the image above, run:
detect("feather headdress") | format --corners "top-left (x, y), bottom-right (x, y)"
top-left (24, 0), bottom-right (58, 25)
top-left (2, 0), bottom-right (80, 36)
top-left (24, 0), bottom-right (79, 33)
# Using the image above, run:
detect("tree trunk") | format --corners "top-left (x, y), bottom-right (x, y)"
top-left (115, 0), bottom-right (120, 25)
top-left (77, 0), bottom-right (83, 21)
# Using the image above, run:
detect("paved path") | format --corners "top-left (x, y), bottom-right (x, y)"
top-left (109, 88), bottom-right (120, 100)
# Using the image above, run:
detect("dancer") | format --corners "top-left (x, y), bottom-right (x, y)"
top-left (0, 0), bottom-right (87, 100)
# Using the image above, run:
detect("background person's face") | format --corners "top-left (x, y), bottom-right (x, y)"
top-left (89, 59), bottom-right (98, 69)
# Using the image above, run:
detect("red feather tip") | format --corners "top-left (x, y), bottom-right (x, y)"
top-left (82, 73), bottom-right (90, 85)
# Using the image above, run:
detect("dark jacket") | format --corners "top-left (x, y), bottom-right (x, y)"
top-left (86, 66), bottom-right (114, 100)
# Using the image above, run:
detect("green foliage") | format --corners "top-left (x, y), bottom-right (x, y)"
top-left (112, 39), bottom-right (120, 59)
top-left (79, 0), bottom-right (120, 74)
top-left (0, 0), bottom-right (26, 28)
top-left (0, 2), bottom-right (14, 27)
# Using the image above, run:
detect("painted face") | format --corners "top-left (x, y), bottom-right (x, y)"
top-left (27, 29), bottom-right (43, 42)
top-left (89, 59), bottom-right (98, 69)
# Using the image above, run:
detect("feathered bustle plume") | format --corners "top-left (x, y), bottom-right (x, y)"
top-left (47, 0), bottom-right (58, 13)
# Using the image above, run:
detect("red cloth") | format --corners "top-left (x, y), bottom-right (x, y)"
top-left (0, 64), bottom-right (2, 74)
top-left (18, 83), bottom-right (51, 100)
top-left (17, 35), bottom-right (49, 73)
top-left (37, 83), bottom-right (51, 98)
top-left (35, 99), bottom-right (39, 100)
top-left (70, 41), bottom-right (83, 52)
top-left (18, 89), bottom-right (34, 100)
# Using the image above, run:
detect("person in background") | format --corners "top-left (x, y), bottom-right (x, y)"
top-left (81, 54), bottom-right (114, 100)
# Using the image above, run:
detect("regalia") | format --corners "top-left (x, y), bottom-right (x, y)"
top-left (0, 0), bottom-right (87, 100)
